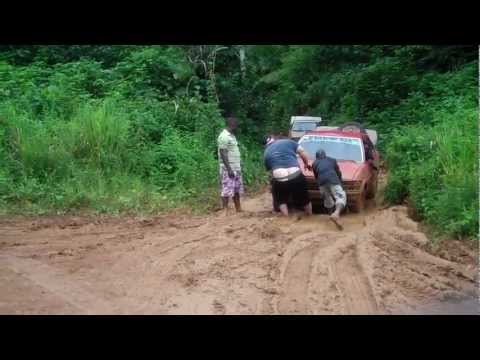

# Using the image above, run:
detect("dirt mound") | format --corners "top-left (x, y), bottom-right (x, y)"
top-left (0, 192), bottom-right (477, 314)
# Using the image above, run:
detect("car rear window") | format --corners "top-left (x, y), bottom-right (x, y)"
top-left (292, 122), bottom-right (317, 132)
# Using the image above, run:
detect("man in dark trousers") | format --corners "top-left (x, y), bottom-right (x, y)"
top-left (264, 135), bottom-right (312, 217)
top-left (312, 149), bottom-right (347, 230)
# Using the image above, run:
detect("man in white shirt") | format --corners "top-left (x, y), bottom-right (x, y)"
top-left (217, 117), bottom-right (243, 215)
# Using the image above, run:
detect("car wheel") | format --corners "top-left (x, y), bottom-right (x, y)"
top-left (366, 175), bottom-right (378, 199)
top-left (349, 190), bottom-right (366, 213)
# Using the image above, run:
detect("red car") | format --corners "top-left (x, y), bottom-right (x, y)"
top-left (297, 123), bottom-right (380, 213)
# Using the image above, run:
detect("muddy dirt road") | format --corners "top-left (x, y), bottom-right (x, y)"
top-left (0, 192), bottom-right (478, 315)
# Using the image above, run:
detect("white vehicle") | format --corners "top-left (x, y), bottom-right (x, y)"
top-left (289, 116), bottom-right (322, 141)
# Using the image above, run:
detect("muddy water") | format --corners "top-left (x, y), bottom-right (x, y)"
top-left (398, 298), bottom-right (479, 315)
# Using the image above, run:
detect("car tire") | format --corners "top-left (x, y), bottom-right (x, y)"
top-left (349, 190), bottom-right (366, 213)
top-left (366, 175), bottom-right (378, 200)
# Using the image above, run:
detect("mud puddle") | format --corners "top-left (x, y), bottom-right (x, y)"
top-left (393, 298), bottom-right (479, 315)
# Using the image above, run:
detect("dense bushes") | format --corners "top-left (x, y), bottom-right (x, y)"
top-left (0, 45), bottom-right (477, 240)
top-left (384, 94), bottom-right (478, 239)
top-left (0, 56), bottom-right (266, 215)
top-left (369, 64), bottom-right (478, 239)
top-left (0, 95), bottom-right (266, 214)
top-left (0, 45), bottom-right (271, 215)
top-left (250, 46), bottom-right (476, 145)
top-left (383, 63), bottom-right (478, 239)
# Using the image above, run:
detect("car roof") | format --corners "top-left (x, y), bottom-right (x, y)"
top-left (303, 130), bottom-right (365, 139)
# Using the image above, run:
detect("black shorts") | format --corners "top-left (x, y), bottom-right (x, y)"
top-left (272, 173), bottom-right (310, 208)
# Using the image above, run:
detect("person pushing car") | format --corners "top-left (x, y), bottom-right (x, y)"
top-left (264, 135), bottom-right (312, 217)
top-left (312, 148), bottom-right (347, 230)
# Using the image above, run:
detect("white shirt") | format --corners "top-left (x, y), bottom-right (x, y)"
top-left (272, 167), bottom-right (300, 181)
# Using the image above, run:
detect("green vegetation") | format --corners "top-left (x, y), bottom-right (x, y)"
top-left (0, 45), bottom-right (477, 239)
top-left (384, 77), bottom-right (478, 239)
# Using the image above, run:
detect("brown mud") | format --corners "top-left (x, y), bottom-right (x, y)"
top-left (0, 186), bottom-right (478, 314)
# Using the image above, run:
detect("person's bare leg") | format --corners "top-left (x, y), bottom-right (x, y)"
top-left (330, 203), bottom-right (344, 230)
top-left (233, 193), bottom-right (242, 212)
top-left (329, 186), bottom-right (346, 230)
top-left (279, 204), bottom-right (289, 216)
top-left (304, 202), bottom-right (312, 216)
top-left (222, 197), bottom-right (229, 216)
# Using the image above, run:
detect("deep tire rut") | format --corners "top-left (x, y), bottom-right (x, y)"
top-left (0, 191), bottom-right (477, 314)
top-left (276, 244), bottom-right (318, 314)
top-left (331, 243), bottom-right (378, 314)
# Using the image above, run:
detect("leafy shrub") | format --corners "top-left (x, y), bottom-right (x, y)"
top-left (0, 90), bottom-right (265, 214)
top-left (385, 97), bottom-right (478, 239)
top-left (0, 45), bottom-right (477, 240)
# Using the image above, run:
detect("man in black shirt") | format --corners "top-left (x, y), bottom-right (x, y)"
top-left (312, 149), bottom-right (347, 230)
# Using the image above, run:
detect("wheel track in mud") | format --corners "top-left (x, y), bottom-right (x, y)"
top-left (276, 243), bottom-right (319, 314)
top-left (0, 255), bottom-right (115, 314)
top-left (273, 229), bottom-right (380, 315)
top-left (0, 191), bottom-right (478, 315)
top-left (330, 241), bottom-right (378, 314)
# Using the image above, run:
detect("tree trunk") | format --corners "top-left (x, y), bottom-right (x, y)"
top-left (239, 46), bottom-right (246, 80)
